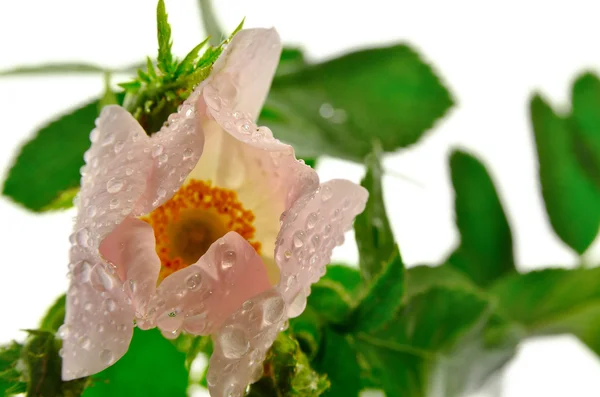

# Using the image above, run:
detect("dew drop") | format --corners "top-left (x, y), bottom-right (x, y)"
top-left (221, 250), bottom-right (236, 270)
top-left (73, 261), bottom-right (92, 283)
top-left (293, 231), bottom-right (306, 248)
top-left (157, 188), bottom-right (167, 198)
top-left (158, 153), bottom-right (168, 166)
top-left (205, 93), bottom-right (222, 111)
top-left (114, 140), bottom-right (125, 154)
top-left (125, 167), bottom-right (134, 176)
top-left (79, 336), bottom-right (91, 350)
top-left (76, 228), bottom-right (90, 248)
top-left (219, 327), bottom-right (250, 359)
top-left (91, 265), bottom-right (114, 292)
top-left (183, 148), bottom-right (193, 160)
top-left (106, 177), bottom-right (124, 194)
top-left (58, 324), bottom-right (70, 339)
top-left (283, 250), bottom-right (292, 261)
top-left (262, 295), bottom-right (285, 325)
top-left (285, 275), bottom-right (297, 290)
top-left (306, 213), bottom-right (318, 229)
top-left (242, 300), bottom-right (254, 311)
top-left (86, 205), bottom-right (97, 218)
top-left (100, 349), bottom-right (114, 365)
top-left (311, 234), bottom-right (321, 247)
top-left (84, 302), bottom-right (94, 311)
top-left (186, 273), bottom-right (202, 290)
top-left (321, 185), bottom-right (333, 201)
top-left (109, 198), bottom-right (120, 209)
top-left (152, 144), bottom-right (164, 158)
top-left (89, 128), bottom-right (99, 142)
top-left (287, 290), bottom-right (307, 318)
top-left (104, 298), bottom-right (117, 312)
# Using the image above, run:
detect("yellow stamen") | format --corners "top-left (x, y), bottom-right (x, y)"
top-left (140, 179), bottom-right (261, 280)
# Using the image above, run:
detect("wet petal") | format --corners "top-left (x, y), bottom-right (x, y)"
top-left (62, 259), bottom-right (134, 380)
top-left (145, 232), bottom-right (272, 335)
top-left (99, 217), bottom-right (161, 316)
top-left (207, 289), bottom-right (286, 397)
top-left (275, 179), bottom-right (369, 316)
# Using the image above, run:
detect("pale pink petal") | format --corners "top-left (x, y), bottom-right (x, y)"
top-left (62, 261), bottom-right (134, 380)
top-left (275, 179), bottom-right (368, 316)
top-left (188, 29), bottom-right (319, 263)
top-left (137, 90), bottom-right (205, 213)
top-left (209, 28), bottom-right (282, 119)
top-left (98, 217), bottom-right (161, 316)
top-left (142, 232), bottom-right (272, 336)
top-left (207, 289), bottom-right (287, 397)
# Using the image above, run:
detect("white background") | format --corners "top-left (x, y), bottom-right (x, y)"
top-left (1, 1), bottom-right (600, 396)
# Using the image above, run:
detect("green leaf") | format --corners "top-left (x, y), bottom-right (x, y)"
top-left (170, 334), bottom-right (212, 370)
top-left (276, 48), bottom-right (307, 77)
top-left (355, 287), bottom-right (518, 397)
top-left (447, 150), bottom-right (515, 287)
top-left (41, 187), bottom-right (79, 211)
top-left (405, 264), bottom-right (475, 299)
top-left (290, 307), bottom-right (322, 359)
top-left (530, 95), bottom-right (600, 253)
top-left (570, 72), bottom-right (600, 188)
top-left (83, 328), bottom-right (188, 397)
top-left (247, 333), bottom-right (330, 397)
top-left (490, 267), bottom-right (600, 355)
top-left (355, 148), bottom-right (397, 282)
top-left (0, 341), bottom-right (26, 396)
top-left (307, 269), bottom-right (361, 326)
top-left (352, 248), bottom-right (405, 333)
top-left (260, 44), bottom-right (453, 162)
top-left (3, 99), bottom-right (99, 211)
top-left (23, 330), bottom-right (88, 397)
top-left (39, 294), bottom-right (66, 333)
top-left (174, 38), bottom-right (210, 78)
top-left (156, 0), bottom-right (174, 74)
top-left (0, 63), bottom-right (106, 76)
top-left (313, 330), bottom-right (361, 397)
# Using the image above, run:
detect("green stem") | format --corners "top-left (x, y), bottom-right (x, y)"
top-left (198, 0), bottom-right (224, 46)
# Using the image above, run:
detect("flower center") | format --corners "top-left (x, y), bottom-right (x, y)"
top-left (141, 179), bottom-right (261, 280)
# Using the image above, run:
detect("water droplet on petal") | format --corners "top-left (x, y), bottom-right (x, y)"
top-left (106, 177), bottom-right (124, 193)
top-left (58, 324), bottom-right (70, 339)
top-left (183, 148), bottom-right (193, 160)
top-left (321, 185), bottom-right (333, 201)
top-left (86, 205), bottom-right (97, 218)
top-left (293, 231), bottom-right (305, 248)
top-left (186, 273), bottom-right (202, 290)
top-left (73, 261), bottom-right (92, 282)
top-left (262, 295), bottom-right (285, 325)
top-left (104, 298), bottom-right (117, 312)
top-left (91, 265), bottom-right (114, 292)
top-left (306, 213), bottom-right (318, 229)
top-left (79, 335), bottom-right (91, 350)
top-left (89, 128), bottom-right (99, 142)
top-left (109, 198), bottom-right (120, 209)
top-left (84, 302), bottom-right (94, 311)
top-left (219, 326), bottom-right (249, 359)
top-left (152, 144), bottom-right (163, 158)
top-left (221, 250), bottom-right (236, 270)
top-left (287, 290), bottom-right (307, 318)
top-left (242, 300), bottom-right (254, 311)
top-left (125, 167), bottom-right (134, 176)
top-left (114, 140), bottom-right (125, 154)
top-left (100, 349), bottom-right (114, 365)
top-left (76, 228), bottom-right (90, 248)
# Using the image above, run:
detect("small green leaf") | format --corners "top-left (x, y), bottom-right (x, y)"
top-left (447, 150), bottom-right (516, 287)
top-left (170, 334), bottom-right (212, 370)
top-left (355, 147), bottom-right (396, 282)
top-left (352, 248), bottom-right (405, 333)
top-left (247, 333), bottom-right (330, 397)
top-left (405, 264), bottom-right (475, 299)
top-left (260, 44), bottom-right (453, 162)
top-left (174, 38), bottom-right (210, 78)
top-left (290, 307), bottom-right (322, 359)
top-left (0, 341), bottom-right (26, 396)
top-left (99, 72), bottom-right (118, 110)
top-left (355, 287), bottom-right (518, 397)
top-left (39, 294), bottom-right (66, 333)
top-left (313, 330), bottom-right (361, 397)
top-left (276, 48), bottom-right (307, 77)
top-left (570, 72), bottom-right (600, 188)
top-left (23, 330), bottom-right (89, 397)
top-left (156, 0), bottom-right (174, 74)
top-left (3, 99), bottom-right (99, 211)
top-left (83, 328), bottom-right (188, 397)
top-left (490, 267), bottom-right (600, 355)
top-left (530, 95), bottom-right (600, 253)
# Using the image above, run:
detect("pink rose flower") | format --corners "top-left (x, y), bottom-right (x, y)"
top-left (61, 27), bottom-right (368, 396)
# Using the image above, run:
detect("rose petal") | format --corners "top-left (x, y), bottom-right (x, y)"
top-left (207, 289), bottom-right (286, 397)
top-left (62, 260), bottom-right (134, 380)
top-left (98, 217), bottom-right (161, 317)
top-left (210, 28), bottom-right (282, 119)
top-left (274, 179), bottom-right (368, 316)
top-left (145, 232), bottom-right (272, 335)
